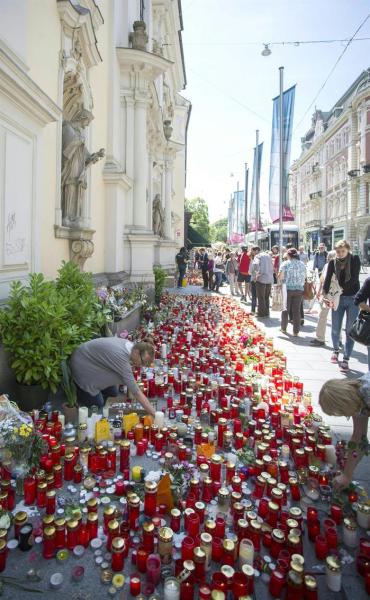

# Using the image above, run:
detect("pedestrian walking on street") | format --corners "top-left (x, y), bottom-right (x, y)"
top-left (237, 246), bottom-right (251, 301)
top-left (175, 246), bottom-right (188, 288)
top-left (309, 250), bottom-right (337, 347)
top-left (313, 243), bottom-right (327, 276)
top-left (213, 252), bottom-right (224, 292)
top-left (279, 248), bottom-right (307, 336)
top-left (271, 245), bottom-right (280, 283)
top-left (354, 275), bottom-right (370, 370)
top-left (207, 254), bottom-right (215, 291)
top-left (319, 373), bottom-right (370, 489)
top-left (323, 240), bottom-right (360, 373)
top-left (199, 247), bottom-right (209, 289)
top-left (248, 246), bottom-right (260, 313)
top-left (225, 252), bottom-right (239, 295)
top-left (250, 247), bottom-right (274, 318)
top-left (299, 245), bottom-right (308, 265)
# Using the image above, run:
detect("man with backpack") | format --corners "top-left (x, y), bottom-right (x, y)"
top-left (175, 247), bottom-right (188, 288)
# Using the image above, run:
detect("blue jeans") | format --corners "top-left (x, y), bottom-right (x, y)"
top-left (251, 281), bottom-right (257, 312)
top-left (331, 295), bottom-right (359, 360)
top-left (213, 272), bottom-right (223, 290)
top-left (76, 385), bottom-right (118, 409)
top-left (368, 347), bottom-right (370, 371)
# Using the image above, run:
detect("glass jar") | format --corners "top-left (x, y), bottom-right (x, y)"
top-left (111, 536), bottom-right (125, 571)
top-left (107, 519), bottom-right (120, 551)
top-left (158, 527), bottom-right (173, 564)
top-left (343, 517), bottom-right (358, 548)
top-left (222, 539), bottom-right (235, 567)
top-left (43, 525), bottom-right (56, 559)
top-left (325, 556), bottom-right (341, 592)
top-left (128, 494), bottom-right (140, 531)
top-left (87, 512), bottom-right (98, 541)
top-left (66, 519), bottom-right (79, 550)
top-left (144, 482), bottom-right (158, 517)
top-left (193, 546), bottom-right (206, 582)
top-left (142, 522), bottom-right (155, 553)
top-left (55, 518), bottom-right (66, 548)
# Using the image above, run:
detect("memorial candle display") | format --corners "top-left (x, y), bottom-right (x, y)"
top-left (0, 293), bottom-right (367, 597)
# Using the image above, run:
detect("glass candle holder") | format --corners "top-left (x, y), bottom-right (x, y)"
top-left (158, 526), bottom-right (173, 565)
top-left (43, 526), bottom-right (56, 559)
top-left (315, 534), bottom-right (328, 560)
top-left (164, 577), bottom-right (180, 600)
top-left (66, 519), bottom-right (79, 550)
top-left (24, 476), bottom-right (36, 505)
top-left (111, 537), bottom-right (125, 571)
top-left (239, 538), bottom-right (254, 568)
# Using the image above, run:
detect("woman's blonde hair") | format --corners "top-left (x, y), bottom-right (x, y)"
top-left (335, 239), bottom-right (350, 251)
top-left (133, 341), bottom-right (155, 363)
top-left (319, 377), bottom-right (362, 417)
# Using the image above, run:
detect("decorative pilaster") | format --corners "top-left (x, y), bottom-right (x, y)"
top-left (133, 95), bottom-right (149, 229)
top-left (164, 156), bottom-right (173, 238)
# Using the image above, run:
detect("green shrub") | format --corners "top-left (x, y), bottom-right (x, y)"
top-left (153, 266), bottom-right (166, 305)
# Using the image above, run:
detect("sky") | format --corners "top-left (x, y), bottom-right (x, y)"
top-left (181, 0), bottom-right (370, 223)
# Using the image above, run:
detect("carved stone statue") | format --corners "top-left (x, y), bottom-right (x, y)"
top-left (152, 194), bottom-right (165, 237)
top-left (61, 109), bottom-right (105, 228)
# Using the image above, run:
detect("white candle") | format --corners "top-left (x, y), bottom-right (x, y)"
top-left (324, 445), bottom-right (337, 465)
top-left (239, 538), bottom-right (254, 567)
top-left (102, 406), bottom-right (109, 419)
top-left (356, 504), bottom-right (370, 529)
top-left (163, 577), bottom-right (180, 600)
top-left (186, 331), bottom-right (192, 343)
top-left (326, 557), bottom-right (341, 592)
top-left (78, 406), bottom-right (88, 425)
top-left (154, 411), bottom-right (165, 430)
top-left (161, 343), bottom-right (167, 359)
top-left (58, 414), bottom-right (65, 428)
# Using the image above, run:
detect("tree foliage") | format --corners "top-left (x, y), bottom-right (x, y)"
top-left (210, 217), bottom-right (228, 243)
top-left (185, 197), bottom-right (210, 240)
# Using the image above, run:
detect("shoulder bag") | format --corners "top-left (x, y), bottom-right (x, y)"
top-left (349, 311), bottom-right (370, 346)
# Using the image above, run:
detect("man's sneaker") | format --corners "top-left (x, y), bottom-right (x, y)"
top-left (310, 339), bottom-right (325, 346)
top-left (331, 352), bottom-right (339, 364)
top-left (339, 360), bottom-right (349, 373)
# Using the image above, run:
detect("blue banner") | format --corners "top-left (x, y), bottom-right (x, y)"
top-left (269, 85), bottom-right (296, 223)
top-left (249, 142), bottom-right (263, 232)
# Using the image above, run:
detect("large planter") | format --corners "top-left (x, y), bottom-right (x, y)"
top-left (108, 303), bottom-right (142, 336)
top-left (16, 384), bottom-right (49, 412)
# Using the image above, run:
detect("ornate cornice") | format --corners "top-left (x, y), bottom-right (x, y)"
top-left (57, 0), bottom-right (102, 68)
top-left (0, 41), bottom-right (61, 125)
top-left (116, 48), bottom-right (173, 81)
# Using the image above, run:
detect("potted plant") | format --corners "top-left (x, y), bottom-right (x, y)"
top-left (61, 360), bottom-right (78, 424)
top-left (0, 273), bottom-right (81, 411)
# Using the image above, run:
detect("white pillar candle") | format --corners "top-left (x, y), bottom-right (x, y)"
top-left (58, 414), bottom-right (65, 428)
top-left (186, 331), bottom-right (192, 343)
top-left (324, 445), bottom-right (337, 465)
top-left (239, 538), bottom-right (254, 567)
top-left (281, 444), bottom-right (290, 460)
top-left (163, 577), bottom-right (180, 600)
top-left (161, 343), bottom-right (167, 359)
top-left (78, 406), bottom-right (88, 425)
top-left (154, 411), bottom-right (165, 430)
top-left (102, 406), bottom-right (109, 419)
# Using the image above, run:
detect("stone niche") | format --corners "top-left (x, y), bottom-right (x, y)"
top-left (55, 0), bottom-right (104, 270)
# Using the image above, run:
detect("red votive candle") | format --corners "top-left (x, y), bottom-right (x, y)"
top-left (269, 569), bottom-right (285, 598)
top-left (24, 476), bottom-right (36, 505)
top-left (315, 534), bottom-right (328, 560)
top-left (182, 536), bottom-right (195, 561)
top-left (144, 482), bottom-right (157, 517)
top-left (130, 574), bottom-right (141, 597)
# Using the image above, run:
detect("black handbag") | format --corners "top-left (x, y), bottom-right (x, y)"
top-left (349, 311), bottom-right (370, 346)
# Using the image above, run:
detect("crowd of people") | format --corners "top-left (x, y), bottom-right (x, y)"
top-left (176, 240), bottom-right (370, 374)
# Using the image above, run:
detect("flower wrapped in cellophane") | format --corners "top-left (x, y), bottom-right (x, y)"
top-left (0, 395), bottom-right (47, 487)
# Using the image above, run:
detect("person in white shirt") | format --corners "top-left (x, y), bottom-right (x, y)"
top-left (213, 252), bottom-right (224, 292)
top-left (309, 251), bottom-right (336, 346)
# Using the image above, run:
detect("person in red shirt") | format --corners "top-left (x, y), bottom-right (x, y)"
top-left (237, 246), bottom-right (251, 301)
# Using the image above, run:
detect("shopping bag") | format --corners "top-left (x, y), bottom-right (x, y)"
top-left (182, 278), bottom-right (188, 287)
top-left (271, 284), bottom-right (283, 311)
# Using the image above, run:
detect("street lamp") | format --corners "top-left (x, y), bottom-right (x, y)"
top-left (261, 44), bottom-right (272, 57)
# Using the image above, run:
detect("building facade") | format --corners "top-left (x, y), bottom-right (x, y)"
top-left (290, 69), bottom-right (370, 259)
top-left (0, 0), bottom-right (190, 299)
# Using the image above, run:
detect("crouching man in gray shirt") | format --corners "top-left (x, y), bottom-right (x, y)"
top-left (70, 337), bottom-right (156, 417)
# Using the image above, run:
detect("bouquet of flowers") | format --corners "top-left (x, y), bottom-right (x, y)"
top-left (0, 396), bottom-right (47, 493)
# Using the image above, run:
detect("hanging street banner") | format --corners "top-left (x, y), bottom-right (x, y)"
top-left (228, 190), bottom-right (246, 244)
top-left (269, 85), bottom-right (296, 223)
top-left (249, 142), bottom-right (263, 232)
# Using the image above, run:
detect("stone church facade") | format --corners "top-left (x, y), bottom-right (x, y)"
top-left (0, 0), bottom-right (190, 298)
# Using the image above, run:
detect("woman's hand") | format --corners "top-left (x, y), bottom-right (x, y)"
top-left (333, 473), bottom-right (350, 491)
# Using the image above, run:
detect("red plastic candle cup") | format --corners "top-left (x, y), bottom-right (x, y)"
top-left (137, 441), bottom-right (145, 456)
top-left (144, 482), bottom-right (157, 517)
top-left (330, 504), bottom-right (343, 525)
top-left (37, 482), bottom-right (47, 508)
top-left (187, 512), bottom-right (200, 538)
top-left (180, 581), bottom-right (194, 600)
top-left (360, 538), bottom-right (370, 558)
top-left (215, 515), bottom-right (226, 538)
top-left (269, 569), bottom-right (285, 598)
top-left (326, 527), bottom-right (338, 550)
top-left (46, 490), bottom-right (56, 515)
top-left (146, 553), bottom-right (161, 585)
top-left (199, 584), bottom-right (212, 599)
top-left (365, 572), bottom-right (370, 595)
top-left (211, 537), bottom-right (223, 562)
top-left (42, 526), bottom-right (56, 559)
top-left (182, 536), bottom-right (195, 561)
top-left (130, 574), bottom-right (141, 597)
top-left (136, 546), bottom-right (148, 573)
top-left (315, 534), bottom-right (329, 560)
top-left (24, 476), bottom-right (36, 505)
top-left (233, 572), bottom-right (248, 598)
top-left (212, 571), bottom-right (227, 592)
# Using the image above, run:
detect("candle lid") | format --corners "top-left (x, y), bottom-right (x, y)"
top-left (326, 556), bottom-right (341, 572)
top-left (304, 575), bottom-right (317, 590)
top-left (112, 574), bottom-right (125, 589)
top-left (50, 573), bottom-right (63, 589)
top-left (56, 549), bottom-right (69, 562)
top-left (242, 564), bottom-right (254, 577)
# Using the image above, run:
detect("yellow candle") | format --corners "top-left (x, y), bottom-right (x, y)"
top-left (132, 466), bottom-right (142, 482)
